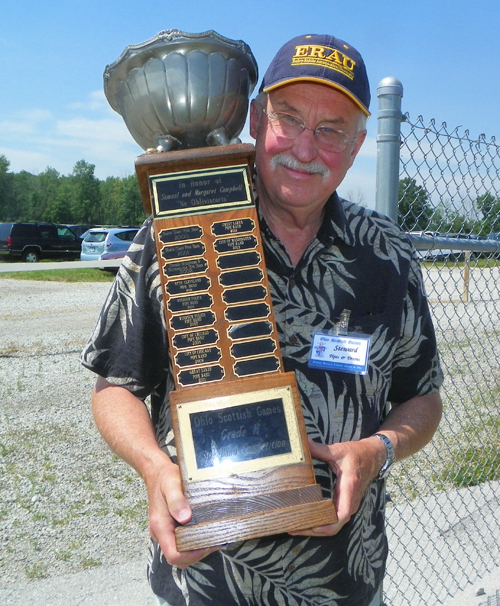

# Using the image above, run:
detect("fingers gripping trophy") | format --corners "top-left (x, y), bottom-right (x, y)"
top-left (104, 29), bottom-right (337, 551)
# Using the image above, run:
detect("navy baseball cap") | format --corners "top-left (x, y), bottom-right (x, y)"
top-left (259, 34), bottom-right (371, 116)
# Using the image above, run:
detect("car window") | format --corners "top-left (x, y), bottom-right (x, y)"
top-left (57, 227), bottom-right (76, 239)
top-left (114, 230), bottom-right (138, 241)
top-left (40, 226), bottom-right (57, 239)
top-left (85, 232), bottom-right (107, 243)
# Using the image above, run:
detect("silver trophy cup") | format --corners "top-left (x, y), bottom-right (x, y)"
top-left (104, 29), bottom-right (258, 152)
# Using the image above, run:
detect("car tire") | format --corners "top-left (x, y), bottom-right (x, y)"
top-left (22, 248), bottom-right (40, 262)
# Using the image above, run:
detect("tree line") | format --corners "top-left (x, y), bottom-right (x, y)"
top-left (1, 154), bottom-right (499, 236)
top-left (0, 155), bottom-right (148, 227)
top-left (398, 177), bottom-right (500, 236)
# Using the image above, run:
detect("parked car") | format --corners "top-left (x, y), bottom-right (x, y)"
top-left (65, 224), bottom-right (98, 238)
top-left (0, 222), bottom-right (81, 262)
top-left (80, 227), bottom-right (139, 261)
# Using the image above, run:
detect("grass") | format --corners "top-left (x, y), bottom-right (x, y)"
top-left (432, 384), bottom-right (500, 489)
top-left (0, 266), bottom-right (115, 282)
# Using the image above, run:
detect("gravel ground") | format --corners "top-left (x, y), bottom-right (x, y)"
top-left (1, 272), bottom-right (499, 605)
top-left (0, 279), bottom-right (150, 585)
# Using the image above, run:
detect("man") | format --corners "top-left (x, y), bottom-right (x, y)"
top-left (82, 33), bottom-right (443, 606)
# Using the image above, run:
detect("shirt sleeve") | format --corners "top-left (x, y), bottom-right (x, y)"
top-left (387, 250), bottom-right (444, 404)
top-left (80, 218), bottom-right (169, 400)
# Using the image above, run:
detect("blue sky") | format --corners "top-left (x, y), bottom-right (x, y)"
top-left (1, 0), bottom-right (498, 206)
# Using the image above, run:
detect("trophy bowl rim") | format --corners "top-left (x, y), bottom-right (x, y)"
top-left (104, 29), bottom-right (259, 114)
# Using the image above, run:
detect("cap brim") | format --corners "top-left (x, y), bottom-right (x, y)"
top-left (262, 77), bottom-right (371, 117)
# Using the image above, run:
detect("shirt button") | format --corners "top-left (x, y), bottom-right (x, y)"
top-left (289, 334), bottom-right (299, 346)
top-left (289, 279), bottom-right (296, 288)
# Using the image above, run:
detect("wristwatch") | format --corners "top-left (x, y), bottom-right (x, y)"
top-left (373, 433), bottom-right (396, 479)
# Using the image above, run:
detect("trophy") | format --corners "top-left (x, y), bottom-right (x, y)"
top-left (104, 29), bottom-right (337, 551)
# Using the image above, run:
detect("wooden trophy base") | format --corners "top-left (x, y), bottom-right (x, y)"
top-left (170, 373), bottom-right (337, 551)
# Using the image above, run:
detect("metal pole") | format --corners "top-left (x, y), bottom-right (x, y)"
top-left (375, 77), bottom-right (404, 222)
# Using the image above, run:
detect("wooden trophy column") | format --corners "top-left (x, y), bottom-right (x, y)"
top-left (136, 144), bottom-right (337, 551)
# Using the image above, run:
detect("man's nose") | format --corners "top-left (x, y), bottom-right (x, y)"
top-left (291, 127), bottom-right (318, 164)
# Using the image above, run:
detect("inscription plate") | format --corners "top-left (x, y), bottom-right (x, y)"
top-left (212, 218), bottom-right (255, 236)
top-left (225, 303), bottom-right (270, 322)
top-left (214, 235), bottom-right (257, 253)
top-left (173, 329), bottom-right (219, 350)
top-left (166, 276), bottom-right (211, 296)
top-left (178, 365), bottom-right (225, 386)
top-left (191, 398), bottom-right (291, 469)
top-left (161, 242), bottom-right (206, 260)
top-left (171, 311), bottom-right (216, 331)
top-left (174, 384), bottom-right (304, 483)
top-left (151, 165), bottom-right (252, 218)
top-left (230, 338), bottom-right (276, 359)
top-left (175, 347), bottom-right (222, 368)
top-left (217, 252), bottom-right (260, 270)
top-left (219, 268), bottom-right (264, 287)
top-left (164, 258), bottom-right (208, 277)
top-left (223, 285), bottom-right (266, 305)
top-left (160, 226), bottom-right (203, 243)
top-left (234, 356), bottom-right (280, 376)
top-left (228, 321), bottom-right (273, 341)
top-left (168, 293), bottom-right (213, 313)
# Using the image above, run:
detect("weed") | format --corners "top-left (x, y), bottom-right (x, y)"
top-left (25, 562), bottom-right (48, 580)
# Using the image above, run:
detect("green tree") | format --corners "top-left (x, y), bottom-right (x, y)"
top-left (475, 193), bottom-right (500, 235)
top-left (0, 155), bottom-right (13, 221)
top-left (70, 160), bottom-right (101, 223)
top-left (398, 177), bottom-right (433, 231)
top-left (428, 199), bottom-right (475, 234)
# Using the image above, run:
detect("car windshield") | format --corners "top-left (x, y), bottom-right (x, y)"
top-left (85, 232), bottom-right (107, 243)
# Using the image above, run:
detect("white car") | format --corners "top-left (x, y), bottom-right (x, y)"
top-left (80, 227), bottom-right (139, 261)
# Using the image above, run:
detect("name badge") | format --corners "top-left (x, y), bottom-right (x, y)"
top-left (308, 332), bottom-right (371, 375)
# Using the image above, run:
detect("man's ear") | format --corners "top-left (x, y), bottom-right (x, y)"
top-left (249, 99), bottom-right (260, 140)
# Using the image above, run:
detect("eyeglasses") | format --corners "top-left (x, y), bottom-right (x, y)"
top-left (262, 109), bottom-right (358, 153)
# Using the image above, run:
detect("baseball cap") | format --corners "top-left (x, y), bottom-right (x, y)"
top-left (259, 34), bottom-right (371, 116)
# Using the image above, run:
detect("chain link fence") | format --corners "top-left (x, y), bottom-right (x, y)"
top-left (382, 111), bottom-right (500, 605)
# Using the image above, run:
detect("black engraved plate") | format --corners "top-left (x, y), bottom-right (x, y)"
top-left (160, 226), bottom-right (203, 243)
top-left (230, 339), bottom-right (277, 359)
top-left (222, 285), bottom-right (267, 305)
top-left (217, 252), bottom-right (260, 271)
top-left (168, 294), bottom-right (213, 313)
top-left (225, 303), bottom-right (270, 322)
top-left (234, 356), bottom-right (280, 377)
top-left (211, 218), bottom-right (255, 236)
top-left (164, 258), bottom-right (208, 277)
top-left (166, 276), bottom-right (211, 296)
top-left (190, 398), bottom-right (291, 469)
top-left (228, 321), bottom-right (273, 341)
top-left (151, 166), bottom-right (252, 217)
top-left (178, 365), bottom-right (224, 386)
top-left (171, 311), bottom-right (216, 331)
top-left (175, 347), bottom-right (222, 368)
top-left (219, 268), bottom-right (264, 287)
top-left (161, 242), bottom-right (206, 260)
top-left (214, 235), bottom-right (257, 254)
top-left (173, 329), bottom-right (218, 350)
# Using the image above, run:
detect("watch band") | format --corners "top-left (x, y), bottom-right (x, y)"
top-left (373, 433), bottom-right (395, 479)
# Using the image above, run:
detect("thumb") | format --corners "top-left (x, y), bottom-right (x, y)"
top-left (307, 438), bottom-right (334, 463)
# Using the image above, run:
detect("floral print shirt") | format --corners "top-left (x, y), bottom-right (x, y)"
top-left (82, 193), bottom-right (443, 606)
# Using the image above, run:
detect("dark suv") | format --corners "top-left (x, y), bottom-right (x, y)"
top-left (0, 222), bottom-right (82, 262)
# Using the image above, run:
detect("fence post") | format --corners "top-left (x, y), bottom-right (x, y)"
top-left (375, 77), bottom-right (404, 222)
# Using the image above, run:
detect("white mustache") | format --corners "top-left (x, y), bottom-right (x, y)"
top-left (270, 153), bottom-right (330, 179)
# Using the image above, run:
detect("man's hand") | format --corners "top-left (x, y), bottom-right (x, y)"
top-left (92, 377), bottom-right (219, 568)
top-left (143, 453), bottom-right (220, 568)
top-left (289, 436), bottom-right (385, 537)
top-left (289, 392), bottom-right (442, 538)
